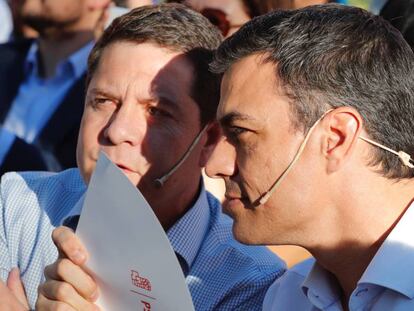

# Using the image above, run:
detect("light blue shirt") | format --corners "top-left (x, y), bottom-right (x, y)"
top-left (0, 169), bottom-right (285, 310)
top-left (263, 201), bottom-right (414, 311)
top-left (0, 41), bottom-right (92, 166)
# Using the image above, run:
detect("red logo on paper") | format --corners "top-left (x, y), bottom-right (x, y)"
top-left (131, 270), bottom-right (152, 292)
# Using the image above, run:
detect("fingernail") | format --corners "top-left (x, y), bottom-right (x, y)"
top-left (10, 267), bottom-right (19, 275)
top-left (91, 290), bottom-right (99, 301)
top-left (72, 250), bottom-right (85, 263)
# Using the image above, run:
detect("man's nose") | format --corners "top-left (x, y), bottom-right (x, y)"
top-left (205, 136), bottom-right (238, 179)
top-left (103, 103), bottom-right (145, 146)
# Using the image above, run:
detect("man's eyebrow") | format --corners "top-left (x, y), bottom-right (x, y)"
top-left (87, 88), bottom-right (114, 98)
top-left (156, 95), bottom-right (181, 111)
top-left (219, 112), bottom-right (258, 126)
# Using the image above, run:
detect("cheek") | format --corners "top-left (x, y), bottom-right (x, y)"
top-left (79, 114), bottom-right (100, 150)
top-left (76, 112), bottom-right (103, 165)
top-left (237, 146), bottom-right (274, 194)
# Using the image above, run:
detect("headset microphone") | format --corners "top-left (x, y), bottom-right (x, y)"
top-left (258, 110), bottom-right (332, 205)
top-left (257, 109), bottom-right (414, 205)
top-left (154, 125), bottom-right (209, 188)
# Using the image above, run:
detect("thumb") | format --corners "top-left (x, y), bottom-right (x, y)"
top-left (7, 267), bottom-right (29, 310)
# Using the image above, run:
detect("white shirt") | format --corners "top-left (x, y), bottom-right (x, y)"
top-left (263, 201), bottom-right (414, 311)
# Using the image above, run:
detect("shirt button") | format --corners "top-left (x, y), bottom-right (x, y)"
top-left (355, 288), bottom-right (368, 296)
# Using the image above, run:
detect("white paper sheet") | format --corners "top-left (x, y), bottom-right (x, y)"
top-left (76, 152), bottom-right (195, 311)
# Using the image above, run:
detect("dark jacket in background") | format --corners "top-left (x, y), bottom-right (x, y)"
top-left (0, 39), bottom-right (86, 175)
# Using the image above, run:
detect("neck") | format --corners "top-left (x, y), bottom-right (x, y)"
top-left (308, 174), bottom-right (414, 302)
top-left (37, 31), bottom-right (93, 78)
top-left (149, 174), bottom-right (203, 231)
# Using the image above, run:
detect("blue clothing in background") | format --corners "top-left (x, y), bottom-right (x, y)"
top-left (0, 42), bottom-right (93, 167)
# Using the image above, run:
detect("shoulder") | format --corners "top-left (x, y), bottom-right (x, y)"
top-left (0, 168), bottom-right (85, 226)
top-left (1, 167), bottom-right (84, 193)
top-left (189, 193), bottom-right (286, 310)
top-left (263, 258), bottom-right (315, 311)
top-left (204, 192), bottom-right (286, 278)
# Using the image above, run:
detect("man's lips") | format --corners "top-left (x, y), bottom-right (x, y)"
top-left (115, 163), bottom-right (135, 173)
top-left (225, 192), bottom-right (245, 201)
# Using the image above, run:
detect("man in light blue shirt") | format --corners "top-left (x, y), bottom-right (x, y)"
top-left (0, 0), bottom-right (110, 174)
top-left (205, 4), bottom-right (414, 311)
top-left (0, 4), bottom-right (285, 310)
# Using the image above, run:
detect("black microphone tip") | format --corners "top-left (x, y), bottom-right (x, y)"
top-left (154, 178), bottom-right (164, 188)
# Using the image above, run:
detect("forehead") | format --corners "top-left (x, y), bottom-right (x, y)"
top-left (218, 54), bottom-right (282, 120)
top-left (89, 41), bottom-right (195, 101)
top-left (218, 53), bottom-right (296, 134)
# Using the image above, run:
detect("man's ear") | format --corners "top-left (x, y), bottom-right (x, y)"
top-left (199, 122), bottom-right (221, 167)
top-left (322, 107), bottom-right (363, 173)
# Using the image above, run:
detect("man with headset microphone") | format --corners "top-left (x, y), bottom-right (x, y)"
top-left (205, 4), bottom-right (414, 311)
top-left (0, 4), bottom-right (285, 311)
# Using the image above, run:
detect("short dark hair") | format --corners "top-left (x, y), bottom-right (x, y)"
top-left (212, 4), bottom-right (414, 179)
top-left (87, 3), bottom-right (223, 125)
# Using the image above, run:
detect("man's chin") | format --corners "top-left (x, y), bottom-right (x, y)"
top-left (231, 222), bottom-right (260, 245)
top-left (22, 15), bottom-right (78, 33)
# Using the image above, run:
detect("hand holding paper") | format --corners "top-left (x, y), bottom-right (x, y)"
top-left (37, 227), bottom-right (99, 311)
top-left (37, 152), bottom-right (195, 311)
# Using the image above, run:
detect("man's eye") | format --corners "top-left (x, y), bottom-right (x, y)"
top-left (225, 126), bottom-right (250, 144)
top-left (148, 106), bottom-right (170, 118)
top-left (92, 98), bottom-right (112, 107)
top-left (228, 126), bottom-right (248, 136)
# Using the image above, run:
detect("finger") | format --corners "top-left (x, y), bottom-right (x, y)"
top-left (36, 292), bottom-right (77, 311)
top-left (52, 227), bottom-right (88, 265)
top-left (44, 258), bottom-right (98, 301)
top-left (7, 267), bottom-right (30, 309)
top-left (38, 280), bottom-right (98, 311)
top-left (0, 279), bottom-right (27, 311)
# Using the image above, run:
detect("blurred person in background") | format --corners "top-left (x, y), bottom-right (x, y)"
top-left (9, 0), bottom-right (38, 40)
top-left (0, 0), bottom-right (13, 43)
top-left (0, 0), bottom-right (110, 176)
top-left (114, 0), bottom-right (154, 7)
top-left (380, 0), bottom-right (414, 49)
top-left (167, 0), bottom-right (293, 37)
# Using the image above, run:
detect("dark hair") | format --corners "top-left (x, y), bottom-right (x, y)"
top-left (212, 4), bottom-right (414, 179)
top-left (380, 0), bottom-right (414, 50)
top-left (87, 3), bottom-right (223, 125)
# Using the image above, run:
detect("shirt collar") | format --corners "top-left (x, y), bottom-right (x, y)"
top-left (301, 200), bottom-right (414, 307)
top-left (167, 182), bottom-right (210, 276)
top-left (60, 194), bottom-right (85, 226)
top-left (359, 200), bottom-right (414, 299)
top-left (69, 41), bottom-right (94, 79)
top-left (24, 40), bottom-right (93, 79)
top-left (302, 261), bottom-right (341, 309)
top-left (25, 42), bottom-right (39, 76)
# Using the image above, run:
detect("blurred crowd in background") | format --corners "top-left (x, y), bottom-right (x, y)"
top-left (0, 0), bottom-right (401, 43)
